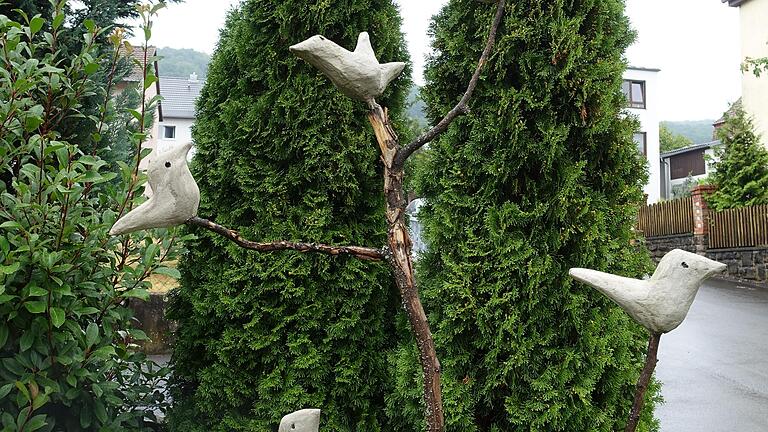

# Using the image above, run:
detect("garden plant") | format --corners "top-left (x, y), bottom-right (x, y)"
top-left (0, 2), bottom-right (178, 430)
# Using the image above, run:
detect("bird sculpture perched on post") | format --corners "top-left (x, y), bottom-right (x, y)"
top-left (279, 409), bottom-right (321, 432)
top-left (289, 32), bottom-right (405, 103)
top-left (110, 142), bottom-right (199, 235)
top-left (569, 249), bottom-right (726, 432)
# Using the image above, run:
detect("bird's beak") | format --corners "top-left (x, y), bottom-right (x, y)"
top-left (708, 261), bottom-right (728, 278)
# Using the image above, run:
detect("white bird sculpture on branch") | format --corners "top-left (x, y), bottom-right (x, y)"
top-left (110, 142), bottom-right (199, 236)
top-left (290, 32), bottom-right (405, 103)
top-left (569, 249), bottom-right (726, 333)
top-left (279, 409), bottom-right (321, 432)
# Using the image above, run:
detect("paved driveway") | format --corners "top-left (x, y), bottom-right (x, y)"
top-left (656, 279), bottom-right (768, 431)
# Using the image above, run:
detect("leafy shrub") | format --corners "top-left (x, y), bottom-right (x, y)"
top-left (0, 3), bottom-right (178, 430)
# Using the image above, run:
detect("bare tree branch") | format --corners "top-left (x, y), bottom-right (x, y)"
top-left (395, 0), bottom-right (506, 167)
top-left (186, 217), bottom-right (386, 261)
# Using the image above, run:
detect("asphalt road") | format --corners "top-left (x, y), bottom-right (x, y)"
top-left (655, 279), bottom-right (768, 431)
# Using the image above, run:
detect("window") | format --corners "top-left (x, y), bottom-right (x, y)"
top-left (633, 132), bottom-right (647, 156)
top-left (163, 125), bottom-right (176, 139)
top-left (622, 80), bottom-right (646, 109)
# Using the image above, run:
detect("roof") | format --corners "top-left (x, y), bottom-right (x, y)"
top-left (661, 140), bottom-right (722, 158)
top-left (159, 75), bottom-right (204, 119)
top-left (627, 66), bottom-right (661, 73)
top-left (722, 0), bottom-right (750, 6)
top-left (119, 46), bottom-right (158, 82)
top-left (714, 98), bottom-right (742, 127)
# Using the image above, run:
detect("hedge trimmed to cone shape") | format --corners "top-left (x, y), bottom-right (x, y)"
top-left (387, 1), bottom-right (659, 430)
top-left (167, 1), bottom-right (410, 430)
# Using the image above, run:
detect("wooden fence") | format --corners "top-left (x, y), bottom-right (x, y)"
top-left (709, 205), bottom-right (768, 249)
top-left (637, 197), bottom-right (694, 237)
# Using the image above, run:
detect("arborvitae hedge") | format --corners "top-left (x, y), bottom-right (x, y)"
top-left (388, 1), bottom-right (658, 431)
top-left (167, 1), bottom-right (410, 430)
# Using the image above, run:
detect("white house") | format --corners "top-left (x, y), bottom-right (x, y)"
top-left (156, 73), bottom-right (204, 156)
top-left (623, 66), bottom-right (662, 203)
top-left (723, 0), bottom-right (768, 147)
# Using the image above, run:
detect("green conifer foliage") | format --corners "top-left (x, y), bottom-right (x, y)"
top-left (388, 1), bottom-right (658, 430)
top-left (707, 106), bottom-right (768, 210)
top-left (167, 1), bottom-right (410, 430)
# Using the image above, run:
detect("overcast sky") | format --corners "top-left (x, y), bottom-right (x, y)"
top-left (138, 0), bottom-right (742, 121)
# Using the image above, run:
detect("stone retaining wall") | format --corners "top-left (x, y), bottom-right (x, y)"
top-left (644, 234), bottom-right (696, 261)
top-left (645, 234), bottom-right (768, 284)
top-left (130, 293), bottom-right (175, 355)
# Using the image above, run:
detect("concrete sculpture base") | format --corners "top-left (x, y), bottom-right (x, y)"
top-left (110, 142), bottom-right (199, 235)
top-left (569, 249), bottom-right (726, 333)
top-left (279, 409), bottom-right (321, 432)
top-left (290, 32), bottom-right (405, 102)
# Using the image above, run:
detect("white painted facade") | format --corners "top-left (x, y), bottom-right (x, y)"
top-left (738, 0), bottom-right (768, 147)
top-left (624, 67), bottom-right (662, 203)
top-left (157, 117), bottom-right (195, 155)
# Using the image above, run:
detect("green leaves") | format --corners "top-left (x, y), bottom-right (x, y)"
top-left (167, 0), bottom-right (411, 429)
top-left (0, 4), bottom-right (174, 429)
top-left (395, 1), bottom-right (657, 431)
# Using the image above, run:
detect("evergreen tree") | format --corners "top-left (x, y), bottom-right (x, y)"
top-left (388, 1), bottom-right (658, 430)
top-left (166, 1), bottom-right (410, 430)
top-left (707, 106), bottom-right (768, 210)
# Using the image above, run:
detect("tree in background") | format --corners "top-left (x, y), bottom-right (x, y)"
top-left (166, 0), bottom-right (411, 430)
top-left (707, 105), bottom-right (768, 210)
top-left (660, 124), bottom-right (692, 152)
top-left (158, 47), bottom-right (211, 79)
top-left (387, 1), bottom-right (658, 430)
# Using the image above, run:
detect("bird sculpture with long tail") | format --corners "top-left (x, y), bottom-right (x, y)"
top-left (569, 249), bottom-right (725, 432)
top-left (290, 32), bottom-right (405, 103)
top-left (569, 249), bottom-right (726, 333)
top-left (279, 409), bottom-right (321, 432)
top-left (110, 142), bottom-right (199, 236)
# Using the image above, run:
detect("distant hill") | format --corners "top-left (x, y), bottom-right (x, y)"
top-left (407, 85), bottom-right (427, 126)
top-left (662, 120), bottom-right (716, 144)
top-left (157, 47), bottom-right (211, 79)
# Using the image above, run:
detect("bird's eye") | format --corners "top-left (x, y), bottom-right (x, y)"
top-left (165, 161), bottom-right (171, 168)
top-left (681, 262), bottom-right (689, 268)
top-left (291, 423), bottom-right (296, 429)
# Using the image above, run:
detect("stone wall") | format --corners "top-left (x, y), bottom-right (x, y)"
top-left (644, 234), bottom-right (768, 284)
top-left (130, 293), bottom-right (176, 354)
top-left (706, 247), bottom-right (768, 282)
top-left (644, 234), bottom-right (696, 261)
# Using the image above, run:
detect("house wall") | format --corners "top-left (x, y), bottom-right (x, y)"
top-left (665, 147), bottom-right (719, 198)
top-left (740, 0), bottom-right (768, 147)
top-left (625, 68), bottom-right (661, 203)
top-left (157, 117), bottom-right (195, 155)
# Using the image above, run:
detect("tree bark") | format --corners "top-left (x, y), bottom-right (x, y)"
top-left (367, 104), bottom-right (444, 432)
top-left (625, 332), bottom-right (661, 432)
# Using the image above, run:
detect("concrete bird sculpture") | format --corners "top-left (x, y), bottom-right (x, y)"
top-left (290, 32), bottom-right (405, 103)
top-left (110, 142), bottom-right (199, 236)
top-left (569, 249), bottom-right (726, 333)
top-left (278, 409), bottom-right (321, 432)
top-left (570, 249), bottom-right (726, 432)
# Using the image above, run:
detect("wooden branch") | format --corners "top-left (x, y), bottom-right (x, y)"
top-left (186, 217), bottom-right (385, 261)
top-left (625, 332), bottom-right (662, 432)
top-left (395, 0), bottom-right (506, 167)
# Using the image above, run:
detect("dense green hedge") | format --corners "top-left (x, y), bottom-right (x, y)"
top-left (388, 1), bottom-right (659, 430)
top-left (166, 1), bottom-right (410, 430)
